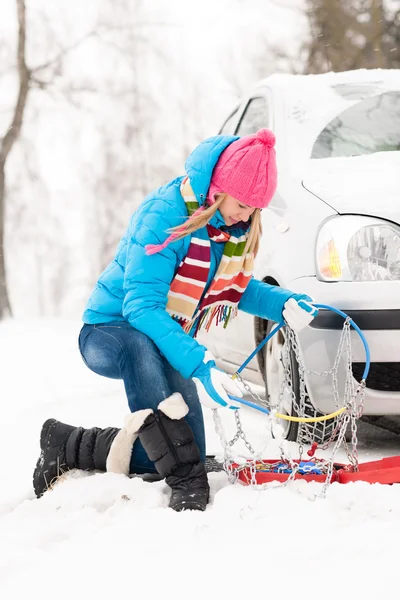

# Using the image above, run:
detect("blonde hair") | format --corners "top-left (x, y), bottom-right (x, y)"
top-left (170, 193), bottom-right (262, 256)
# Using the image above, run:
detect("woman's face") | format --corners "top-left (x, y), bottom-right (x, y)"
top-left (219, 194), bottom-right (255, 226)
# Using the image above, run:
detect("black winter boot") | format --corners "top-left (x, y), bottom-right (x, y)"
top-left (33, 416), bottom-right (140, 498)
top-left (136, 393), bottom-right (210, 512)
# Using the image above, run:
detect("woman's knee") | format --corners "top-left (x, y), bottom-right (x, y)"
top-left (78, 325), bottom-right (123, 379)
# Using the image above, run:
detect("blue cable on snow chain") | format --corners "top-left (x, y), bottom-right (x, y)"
top-left (314, 304), bottom-right (370, 381)
top-left (228, 303), bottom-right (371, 414)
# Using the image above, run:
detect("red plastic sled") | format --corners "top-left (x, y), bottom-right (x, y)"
top-left (337, 456), bottom-right (400, 485)
top-left (234, 456), bottom-right (400, 486)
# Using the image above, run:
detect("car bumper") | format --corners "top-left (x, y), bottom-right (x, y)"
top-left (286, 277), bottom-right (400, 415)
top-left (311, 308), bottom-right (400, 331)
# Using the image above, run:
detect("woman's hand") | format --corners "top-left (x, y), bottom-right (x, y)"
top-left (192, 352), bottom-right (243, 410)
top-left (282, 295), bottom-right (318, 332)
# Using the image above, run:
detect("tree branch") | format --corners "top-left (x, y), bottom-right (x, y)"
top-left (0, 0), bottom-right (30, 164)
top-left (29, 20), bottom-right (177, 76)
top-left (31, 30), bottom-right (97, 74)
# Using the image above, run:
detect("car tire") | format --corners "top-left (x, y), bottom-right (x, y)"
top-left (257, 317), bottom-right (338, 445)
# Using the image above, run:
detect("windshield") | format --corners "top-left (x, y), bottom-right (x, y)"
top-left (311, 90), bottom-right (400, 159)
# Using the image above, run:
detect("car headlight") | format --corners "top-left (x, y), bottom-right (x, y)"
top-left (316, 215), bottom-right (400, 282)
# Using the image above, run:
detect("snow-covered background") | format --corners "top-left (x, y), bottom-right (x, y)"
top-left (0, 0), bottom-right (307, 318)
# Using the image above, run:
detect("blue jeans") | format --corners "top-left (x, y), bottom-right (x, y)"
top-left (78, 322), bottom-right (205, 474)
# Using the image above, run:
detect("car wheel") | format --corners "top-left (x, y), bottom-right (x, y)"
top-left (259, 318), bottom-right (338, 445)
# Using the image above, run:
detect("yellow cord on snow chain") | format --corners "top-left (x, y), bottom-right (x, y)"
top-left (274, 406), bottom-right (347, 423)
top-left (230, 373), bottom-right (347, 422)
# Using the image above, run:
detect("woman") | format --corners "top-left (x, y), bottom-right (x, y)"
top-left (33, 129), bottom-right (317, 511)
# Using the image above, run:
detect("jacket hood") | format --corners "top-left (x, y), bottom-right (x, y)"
top-left (185, 135), bottom-right (239, 205)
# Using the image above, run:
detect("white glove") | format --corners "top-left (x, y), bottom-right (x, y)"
top-left (192, 352), bottom-right (243, 410)
top-left (282, 297), bottom-right (318, 332)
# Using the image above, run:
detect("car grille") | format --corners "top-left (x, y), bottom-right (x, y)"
top-left (352, 362), bottom-right (400, 392)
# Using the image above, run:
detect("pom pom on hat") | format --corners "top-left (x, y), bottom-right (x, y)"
top-left (209, 128), bottom-right (277, 209)
top-left (256, 128), bottom-right (276, 148)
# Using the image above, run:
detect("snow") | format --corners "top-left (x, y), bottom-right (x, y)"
top-left (264, 68), bottom-right (400, 172)
top-left (302, 151), bottom-right (400, 220)
top-left (1, 319), bottom-right (400, 599)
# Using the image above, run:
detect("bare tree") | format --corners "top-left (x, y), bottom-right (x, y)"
top-left (0, 0), bottom-right (90, 318)
top-left (0, 0), bottom-right (29, 319)
top-left (0, 1), bottom-right (102, 319)
top-left (304, 0), bottom-right (398, 74)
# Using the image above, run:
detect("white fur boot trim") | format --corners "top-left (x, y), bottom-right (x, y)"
top-left (106, 409), bottom-right (153, 474)
top-left (158, 393), bottom-right (189, 420)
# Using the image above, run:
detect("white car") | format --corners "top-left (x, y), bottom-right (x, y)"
top-left (199, 69), bottom-right (400, 442)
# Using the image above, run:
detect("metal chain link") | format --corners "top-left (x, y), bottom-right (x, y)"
top-left (234, 372), bottom-right (267, 407)
top-left (213, 317), bottom-right (364, 498)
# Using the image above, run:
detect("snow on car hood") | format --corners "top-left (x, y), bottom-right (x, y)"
top-left (302, 152), bottom-right (400, 224)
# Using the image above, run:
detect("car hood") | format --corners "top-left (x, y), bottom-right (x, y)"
top-left (302, 152), bottom-right (400, 225)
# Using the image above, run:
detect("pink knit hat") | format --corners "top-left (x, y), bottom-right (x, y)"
top-left (208, 129), bottom-right (277, 209)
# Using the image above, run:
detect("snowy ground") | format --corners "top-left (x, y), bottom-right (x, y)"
top-left (1, 319), bottom-right (400, 599)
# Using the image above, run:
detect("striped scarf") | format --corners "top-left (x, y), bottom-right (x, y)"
top-left (166, 178), bottom-right (254, 335)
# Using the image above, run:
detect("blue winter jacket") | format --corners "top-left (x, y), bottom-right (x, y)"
top-left (83, 135), bottom-right (296, 378)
